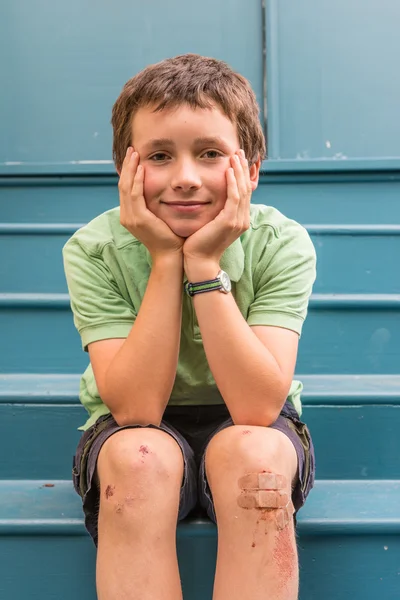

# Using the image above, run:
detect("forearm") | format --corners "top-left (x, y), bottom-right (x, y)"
top-left (186, 262), bottom-right (286, 427)
top-left (105, 254), bottom-right (183, 426)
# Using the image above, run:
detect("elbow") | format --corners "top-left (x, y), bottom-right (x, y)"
top-left (105, 396), bottom-right (164, 428)
top-left (113, 411), bottom-right (163, 428)
top-left (102, 383), bottom-right (164, 428)
top-left (233, 412), bottom-right (279, 428)
top-left (230, 392), bottom-right (287, 427)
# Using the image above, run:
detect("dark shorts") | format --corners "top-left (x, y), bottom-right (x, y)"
top-left (72, 400), bottom-right (315, 547)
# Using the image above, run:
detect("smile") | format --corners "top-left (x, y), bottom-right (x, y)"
top-left (162, 202), bottom-right (209, 212)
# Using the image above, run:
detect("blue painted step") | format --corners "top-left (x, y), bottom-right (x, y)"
top-left (2, 173), bottom-right (400, 225)
top-left (1, 374), bottom-right (399, 480)
top-left (0, 480), bottom-right (398, 600)
top-left (2, 223), bottom-right (399, 294)
top-left (0, 302), bottom-right (399, 373)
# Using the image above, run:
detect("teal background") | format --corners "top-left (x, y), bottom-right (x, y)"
top-left (1, 1), bottom-right (399, 598)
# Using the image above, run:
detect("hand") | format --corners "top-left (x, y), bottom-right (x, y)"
top-left (183, 149), bottom-right (252, 267)
top-left (119, 147), bottom-right (184, 262)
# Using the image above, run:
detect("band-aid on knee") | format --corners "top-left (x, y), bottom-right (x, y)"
top-left (238, 472), bottom-right (288, 508)
top-left (237, 471), bottom-right (294, 530)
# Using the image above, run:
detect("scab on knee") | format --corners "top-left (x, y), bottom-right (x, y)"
top-left (237, 470), bottom-right (294, 530)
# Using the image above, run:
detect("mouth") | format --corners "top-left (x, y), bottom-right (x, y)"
top-left (161, 201), bottom-right (210, 212)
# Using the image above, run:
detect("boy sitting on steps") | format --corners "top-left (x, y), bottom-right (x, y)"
top-left (63, 53), bottom-right (317, 600)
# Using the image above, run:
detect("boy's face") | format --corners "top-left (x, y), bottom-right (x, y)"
top-left (129, 103), bottom-right (260, 238)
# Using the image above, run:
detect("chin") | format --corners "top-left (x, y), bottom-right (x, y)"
top-left (169, 221), bottom-right (203, 238)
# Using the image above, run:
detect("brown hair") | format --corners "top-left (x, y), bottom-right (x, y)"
top-left (111, 53), bottom-right (266, 171)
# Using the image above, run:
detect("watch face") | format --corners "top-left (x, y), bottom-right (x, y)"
top-left (220, 271), bottom-right (232, 292)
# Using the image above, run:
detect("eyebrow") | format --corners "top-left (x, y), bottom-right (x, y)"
top-left (141, 136), bottom-right (229, 152)
top-left (193, 137), bottom-right (229, 147)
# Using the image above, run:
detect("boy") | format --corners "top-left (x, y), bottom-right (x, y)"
top-left (63, 53), bottom-right (316, 600)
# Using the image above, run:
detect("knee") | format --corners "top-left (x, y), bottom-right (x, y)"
top-left (205, 425), bottom-right (292, 496)
top-left (205, 425), bottom-right (288, 475)
top-left (205, 426), bottom-right (297, 530)
top-left (97, 427), bottom-right (184, 492)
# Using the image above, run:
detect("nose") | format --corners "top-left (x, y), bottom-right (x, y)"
top-left (170, 158), bottom-right (202, 192)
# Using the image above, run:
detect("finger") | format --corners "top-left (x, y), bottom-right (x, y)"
top-left (230, 151), bottom-right (248, 228)
top-left (130, 163), bottom-right (147, 215)
top-left (119, 148), bottom-right (139, 209)
top-left (239, 148), bottom-right (251, 181)
top-left (123, 146), bottom-right (134, 170)
top-left (128, 151), bottom-right (141, 192)
top-left (119, 147), bottom-right (134, 190)
top-left (119, 148), bottom-right (133, 224)
top-left (231, 151), bottom-right (247, 203)
top-left (224, 167), bottom-right (240, 220)
top-left (236, 149), bottom-right (252, 223)
top-left (239, 149), bottom-right (252, 197)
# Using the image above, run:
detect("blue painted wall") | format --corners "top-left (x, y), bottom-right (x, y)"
top-left (0, 0), bottom-right (263, 174)
top-left (2, 0), bottom-right (400, 174)
top-left (266, 0), bottom-right (400, 162)
top-left (1, 0), bottom-right (399, 410)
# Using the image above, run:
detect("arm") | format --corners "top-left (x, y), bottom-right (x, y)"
top-left (182, 149), bottom-right (315, 426)
top-left (63, 147), bottom-right (185, 427)
top-left (90, 149), bottom-right (185, 426)
top-left (184, 261), bottom-right (298, 427)
top-left (89, 254), bottom-right (183, 427)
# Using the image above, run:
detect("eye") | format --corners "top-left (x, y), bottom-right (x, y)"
top-left (202, 150), bottom-right (223, 159)
top-left (149, 152), bottom-right (169, 162)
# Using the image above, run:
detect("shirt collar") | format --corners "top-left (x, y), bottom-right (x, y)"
top-left (144, 237), bottom-right (245, 283)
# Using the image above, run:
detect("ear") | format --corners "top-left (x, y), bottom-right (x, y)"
top-left (249, 156), bottom-right (261, 192)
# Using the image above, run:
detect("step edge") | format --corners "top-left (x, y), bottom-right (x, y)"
top-left (1, 293), bottom-right (400, 309)
top-left (2, 223), bottom-right (400, 236)
top-left (0, 518), bottom-right (399, 537)
top-left (1, 375), bottom-right (400, 404)
top-left (0, 480), bottom-right (398, 536)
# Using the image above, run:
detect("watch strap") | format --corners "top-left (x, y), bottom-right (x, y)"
top-left (185, 277), bottom-right (222, 297)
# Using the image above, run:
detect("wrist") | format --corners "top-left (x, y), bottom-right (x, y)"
top-left (152, 251), bottom-right (184, 271)
top-left (184, 259), bottom-right (221, 282)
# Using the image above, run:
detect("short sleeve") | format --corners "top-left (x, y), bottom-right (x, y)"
top-left (62, 239), bottom-right (136, 351)
top-left (247, 223), bottom-right (316, 337)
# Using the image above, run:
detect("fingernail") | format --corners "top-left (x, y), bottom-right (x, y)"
top-left (240, 149), bottom-right (245, 158)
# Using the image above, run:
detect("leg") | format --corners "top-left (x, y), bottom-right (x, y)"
top-left (95, 427), bottom-right (184, 600)
top-left (205, 425), bottom-right (299, 600)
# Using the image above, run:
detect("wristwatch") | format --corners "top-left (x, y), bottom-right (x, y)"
top-left (185, 270), bottom-right (232, 297)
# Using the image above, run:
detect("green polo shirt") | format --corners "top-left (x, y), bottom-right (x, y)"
top-left (62, 203), bottom-right (316, 431)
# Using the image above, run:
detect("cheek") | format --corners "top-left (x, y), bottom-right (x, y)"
top-left (206, 165), bottom-right (228, 196)
top-left (142, 167), bottom-right (162, 205)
